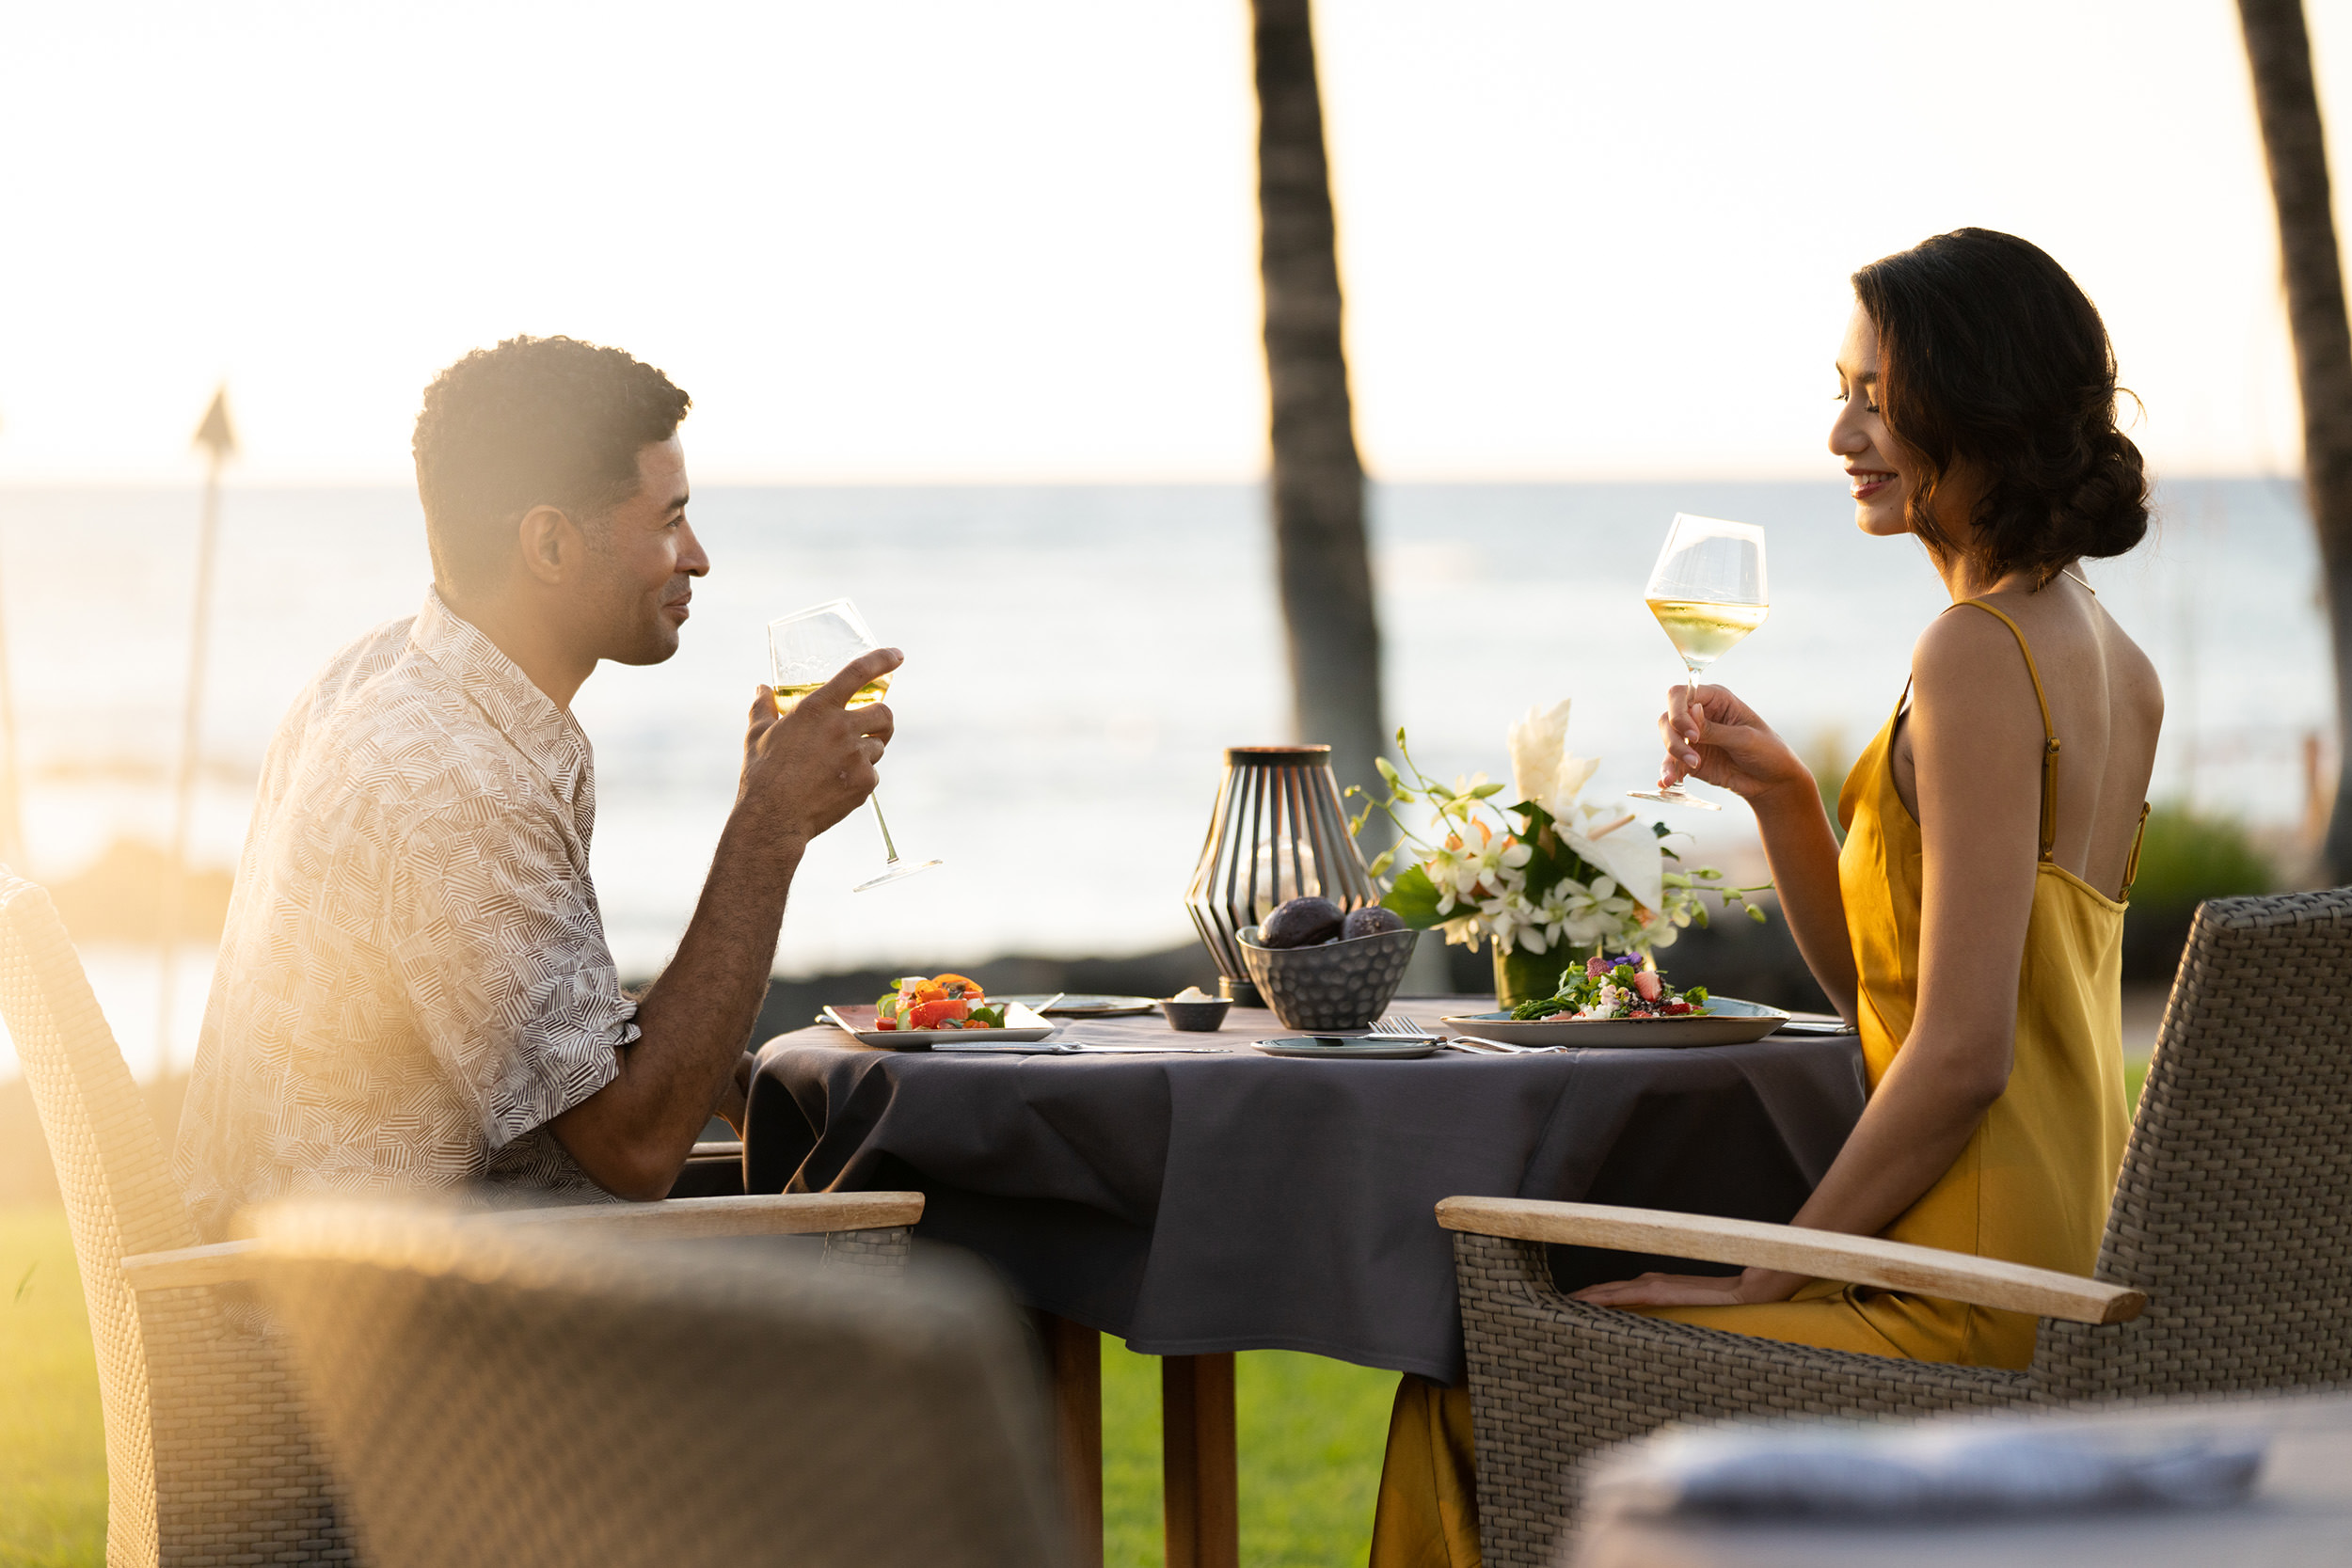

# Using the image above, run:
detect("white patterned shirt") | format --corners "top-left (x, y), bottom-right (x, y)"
top-left (176, 590), bottom-right (635, 1240)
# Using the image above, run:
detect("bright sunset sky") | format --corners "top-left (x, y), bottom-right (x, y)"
top-left (0, 0), bottom-right (2343, 483)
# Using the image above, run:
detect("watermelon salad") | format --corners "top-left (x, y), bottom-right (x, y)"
top-left (872, 973), bottom-right (1012, 1032)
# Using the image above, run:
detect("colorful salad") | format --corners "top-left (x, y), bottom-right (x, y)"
top-left (873, 973), bottom-right (1012, 1032)
top-left (1509, 954), bottom-right (1711, 1022)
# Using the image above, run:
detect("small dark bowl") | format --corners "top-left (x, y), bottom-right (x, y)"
top-left (1159, 996), bottom-right (1233, 1032)
top-left (1236, 923), bottom-right (1418, 1031)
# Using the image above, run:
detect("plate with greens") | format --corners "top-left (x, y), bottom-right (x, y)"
top-left (1442, 956), bottom-right (1787, 1048)
top-left (1439, 1000), bottom-right (1788, 1049)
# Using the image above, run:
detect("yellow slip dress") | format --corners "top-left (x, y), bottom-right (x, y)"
top-left (1641, 598), bottom-right (2143, 1367)
top-left (1368, 601), bottom-right (2150, 1568)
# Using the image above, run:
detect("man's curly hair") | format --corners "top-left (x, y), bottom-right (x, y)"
top-left (412, 336), bottom-right (691, 594)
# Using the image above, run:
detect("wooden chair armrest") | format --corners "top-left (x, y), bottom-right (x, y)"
top-left (1435, 1196), bottom-right (2145, 1326)
top-left (122, 1239), bottom-right (262, 1291)
top-left (478, 1191), bottom-right (924, 1241)
top-left (125, 1192), bottom-right (921, 1292)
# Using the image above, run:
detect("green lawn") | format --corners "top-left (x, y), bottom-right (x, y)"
top-left (0, 1208), bottom-right (107, 1568)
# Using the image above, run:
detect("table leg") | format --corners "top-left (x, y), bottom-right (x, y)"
top-left (1034, 1313), bottom-right (1104, 1568)
top-left (1161, 1352), bottom-right (1238, 1568)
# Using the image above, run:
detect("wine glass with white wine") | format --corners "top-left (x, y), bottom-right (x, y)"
top-left (768, 597), bottom-right (942, 892)
top-left (1626, 514), bottom-right (1769, 811)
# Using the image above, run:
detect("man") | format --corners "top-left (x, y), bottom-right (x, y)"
top-left (175, 335), bottom-right (896, 1239)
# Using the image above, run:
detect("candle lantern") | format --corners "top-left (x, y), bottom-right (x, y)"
top-left (1184, 746), bottom-right (1377, 1007)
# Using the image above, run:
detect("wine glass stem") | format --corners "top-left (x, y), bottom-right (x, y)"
top-left (870, 792), bottom-right (903, 865)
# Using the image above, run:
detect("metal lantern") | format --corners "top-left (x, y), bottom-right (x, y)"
top-left (1184, 746), bottom-right (1377, 1006)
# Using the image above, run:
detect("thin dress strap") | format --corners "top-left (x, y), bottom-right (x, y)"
top-left (1952, 600), bottom-right (2060, 863)
top-left (2120, 801), bottom-right (2152, 898)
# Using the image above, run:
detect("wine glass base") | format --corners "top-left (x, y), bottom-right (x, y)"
top-left (853, 858), bottom-right (945, 893)
top-left (1625, 788), bottom-right (1722, 812)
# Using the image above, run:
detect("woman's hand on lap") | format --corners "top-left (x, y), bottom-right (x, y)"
top-left (1657, 683), bottom-right (1812, 806)
top-left (1570, 1265), bottom-right (1810, 1309)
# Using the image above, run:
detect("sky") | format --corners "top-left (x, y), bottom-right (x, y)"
top-left (0, 0), bottom-right (2341, 483)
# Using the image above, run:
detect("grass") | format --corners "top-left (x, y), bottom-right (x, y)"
top-left (1103, 1342), bottom-right (1395, 1568)
top-left (1, 1208), bottom-right (106, 1568)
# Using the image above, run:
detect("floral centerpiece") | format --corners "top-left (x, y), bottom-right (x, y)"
top-left (1349, 699), bottom-right (1770, 1008)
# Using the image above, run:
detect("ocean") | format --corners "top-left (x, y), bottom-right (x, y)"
top-left (0, 477), bottom-right (2329, 1080)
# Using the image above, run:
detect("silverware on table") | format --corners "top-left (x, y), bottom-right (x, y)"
top-left (1368, 1016), bottom-right (1563, 1054)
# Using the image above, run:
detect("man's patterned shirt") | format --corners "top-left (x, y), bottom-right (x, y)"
top-left (175, 590), bottom-right (636, 1239)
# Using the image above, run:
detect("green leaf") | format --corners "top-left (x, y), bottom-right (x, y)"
top-left (1379, 864), bottom-right (1448, 929)
top-left (1468, 781), bottom-right (1506, 799)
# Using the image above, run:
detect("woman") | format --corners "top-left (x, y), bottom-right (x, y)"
top-left (1371, 228), bottom-right (2161, 1567)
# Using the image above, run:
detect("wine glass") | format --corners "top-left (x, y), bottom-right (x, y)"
top-left (1626, 514), bottom-right (1769, 811)
top-left (768, 598), bottom-right (942, 892)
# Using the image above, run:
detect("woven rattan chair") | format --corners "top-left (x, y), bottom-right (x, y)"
top-left (248, 1198), bottom-right (1068, 1568)
top-left (3, 865), bottom-right (922, 1566)
top-left (1439, 888), bottom-right (2352, 1567)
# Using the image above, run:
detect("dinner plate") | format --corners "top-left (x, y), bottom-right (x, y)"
top-left (1438, 997), bottom-right (1790, 1049)
top-left (1250, 1036), bottom-right (1441, 1059)
top-left (996, 992), bottom-right (1160, 1017)
top-left (822, 1003), bottom-right (1056, 1049)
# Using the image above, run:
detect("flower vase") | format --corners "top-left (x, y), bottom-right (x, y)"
top-left (1492, 942), bottom-right (1569, 1011)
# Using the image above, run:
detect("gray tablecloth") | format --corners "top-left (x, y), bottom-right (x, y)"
top-left (746, 997), bottom-right (1866, 1384)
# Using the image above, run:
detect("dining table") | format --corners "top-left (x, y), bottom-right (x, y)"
top-left (744, 994), bottom-right (1867, 1568)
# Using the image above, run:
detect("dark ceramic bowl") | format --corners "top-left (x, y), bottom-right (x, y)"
top-left (1235, 924), bottom-right (1418, 1032)
top-left (1159, 996), bottom-right (1233, 1032)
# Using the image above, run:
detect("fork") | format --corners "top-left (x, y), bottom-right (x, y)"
top-left (1371, 1015), bottom-right (1521, 1053)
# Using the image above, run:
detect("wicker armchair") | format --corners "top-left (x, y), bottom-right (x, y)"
top-left (248, 1198), bottom-right (1068, 1568)
top-left (1440, 888), bottom-right (2352, 1567)
top-left (2, 865), bottom-right (921, 1566)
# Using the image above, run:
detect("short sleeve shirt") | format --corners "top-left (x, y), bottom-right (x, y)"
top-left (175, 591), bottom-right (634, 1240)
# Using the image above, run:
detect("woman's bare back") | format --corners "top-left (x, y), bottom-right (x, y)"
top-left (1890, 578), bottom-right (2163, 900)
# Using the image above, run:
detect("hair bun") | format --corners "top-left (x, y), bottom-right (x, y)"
top-left (2055, 427), bottom-right (2151, 562)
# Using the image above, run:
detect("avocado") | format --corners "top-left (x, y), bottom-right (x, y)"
top-left (1261, 895), bottom-right (1344, 948)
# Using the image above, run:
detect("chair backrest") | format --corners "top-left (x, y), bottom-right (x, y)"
top-left (3, 865), bottom-right (208, 1562)
top-left (252, 1199), bottom-right (1072, 1568)
top-left (2045, 888), bottom-right (2352, 1400)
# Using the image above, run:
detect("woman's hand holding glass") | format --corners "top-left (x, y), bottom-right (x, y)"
top-left (1654, 682), bottom-right (1814, 810)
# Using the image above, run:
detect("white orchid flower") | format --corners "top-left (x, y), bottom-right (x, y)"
top-left (1507, 700), bottom-right (1574, 806)
top-left (1562, 802), bottom-right (1665, 914)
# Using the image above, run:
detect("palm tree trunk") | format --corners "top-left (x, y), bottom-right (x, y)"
top-left (2238, 0), bottom-right (2352, 881)
top-left (1251, 0), bottom-right (1384, 800)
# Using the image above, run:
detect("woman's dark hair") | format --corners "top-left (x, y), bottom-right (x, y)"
top-left (1851, 229), bottom-right (2148, 582)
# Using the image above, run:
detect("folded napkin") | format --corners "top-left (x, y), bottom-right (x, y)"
top-left (1585, 1415), bottom-right (2266, 1521)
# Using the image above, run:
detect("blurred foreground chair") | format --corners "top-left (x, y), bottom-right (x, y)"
top-left (3, 865), bottom-right (920, 1565)
top-left (250, 1198), bottom-right (1069, 1568)
top-left (1439, 888), bottom-right (2352, 1567)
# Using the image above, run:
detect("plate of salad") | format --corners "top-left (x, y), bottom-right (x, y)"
top-left (823, 974), bottom-right (1057, 1049)
top-left (1439, 956), bottom-right (1788, 1049)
